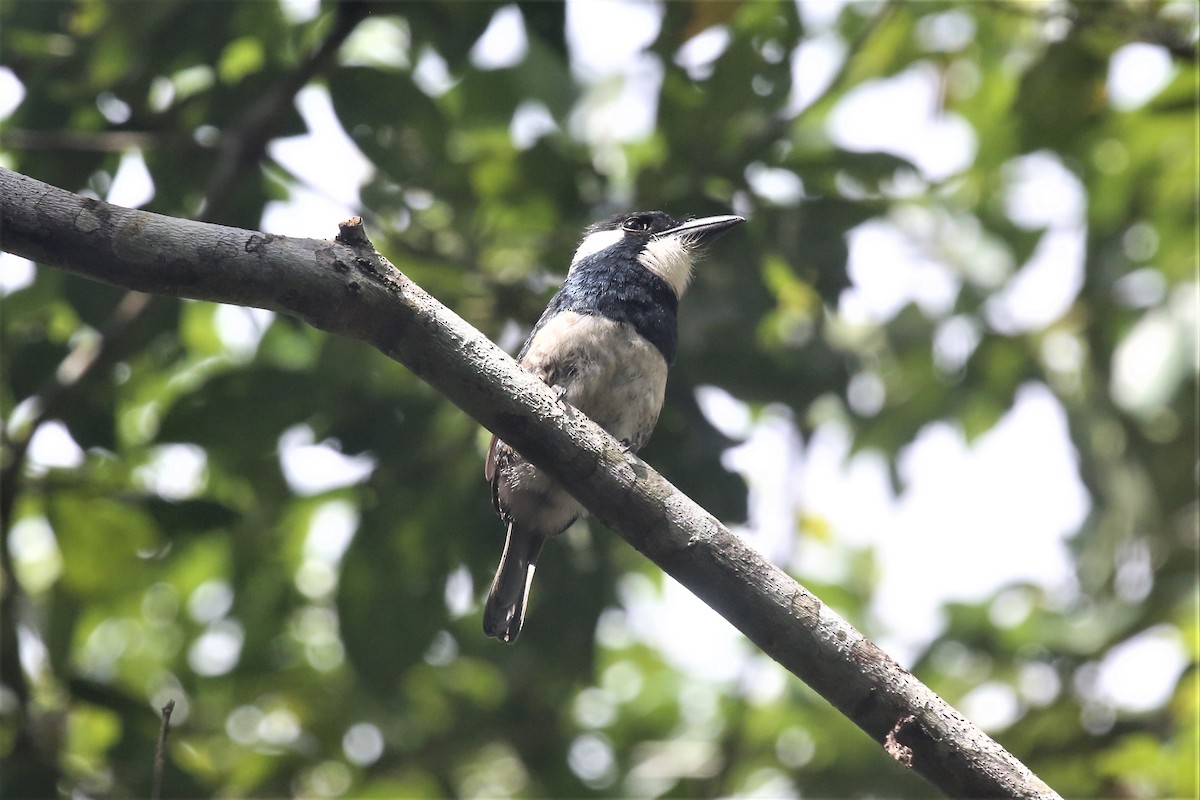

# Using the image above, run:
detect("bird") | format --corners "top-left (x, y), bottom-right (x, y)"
top-left (483, 210), bottom-right (745, 643)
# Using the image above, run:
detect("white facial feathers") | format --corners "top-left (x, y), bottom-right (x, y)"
top-left (568, 213), bottom-right (742, 298)
top-left (639, 234), bottom-right (695, 297)
top-left (569, 226), bottom-right (697, 297)
top-left (570, 228), bottom-right (625, 268)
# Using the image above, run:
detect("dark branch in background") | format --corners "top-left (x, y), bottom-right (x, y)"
top-left (990, 1), bottom-right (1198, 62)
top-left (0, 168), bottom-right (1062, 799)
top-left (200, 0), bottom-right (370, 223)
top-left (0, 287), bottom-right (154, 720)
top-left (0, 292), bottom-right (152, 525)
top-left (0, 282), bottom-right (155, 794)
top-left (0, 130), bottom-right (203, 153)
top-left (0, 4), bottom-right (371, 791)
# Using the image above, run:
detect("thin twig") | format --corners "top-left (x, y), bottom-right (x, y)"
top-left (152, 699), bottom-right (175, 800)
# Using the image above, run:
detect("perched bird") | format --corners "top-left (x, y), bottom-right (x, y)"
top-left (483, 210), bottom-right (745, 643)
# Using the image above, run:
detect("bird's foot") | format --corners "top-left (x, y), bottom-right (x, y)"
top-left (549, 384), bottom-right (574, 413)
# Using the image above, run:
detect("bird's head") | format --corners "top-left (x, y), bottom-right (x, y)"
top-left (570, 211), bottom-right (745, 297)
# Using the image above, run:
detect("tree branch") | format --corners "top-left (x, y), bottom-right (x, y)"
top-left (0, 167), bottom-right (1060, 799)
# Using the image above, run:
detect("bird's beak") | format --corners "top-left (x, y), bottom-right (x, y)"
top-left (655, 214), bottom-right (745, 247)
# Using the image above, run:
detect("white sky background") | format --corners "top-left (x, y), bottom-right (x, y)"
top-left (0, 0), bottom-right (1190, 731)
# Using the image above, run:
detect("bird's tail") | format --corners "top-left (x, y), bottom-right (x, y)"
top-left (483, 523), bottom-right (545, 644)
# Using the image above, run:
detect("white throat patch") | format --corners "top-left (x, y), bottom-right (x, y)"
top-left (570, 228), bottom-right (625, 269)
top-left (639, 235), bottom-right (695, 297)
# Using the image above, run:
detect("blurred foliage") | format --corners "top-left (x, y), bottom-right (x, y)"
top-left (1, 0), bottom-right (1197, 797)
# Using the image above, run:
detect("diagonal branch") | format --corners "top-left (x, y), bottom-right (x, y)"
top-left (0, 167), bottom-right (1060, 799)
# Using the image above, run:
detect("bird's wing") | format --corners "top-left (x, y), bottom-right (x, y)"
top-left (486, 285), bottom-right (569, 485)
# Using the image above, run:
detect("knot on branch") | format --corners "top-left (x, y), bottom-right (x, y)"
top-left (884, 714), bottom-right (918, 768)
top-left (333, 217), bottom-right (403, 295)
top-left (336, 216), bottom-right (370, 247)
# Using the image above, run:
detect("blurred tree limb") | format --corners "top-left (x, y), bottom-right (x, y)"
top-left (0, 167), bottom-right (1061, 799)
top-left (0, 10), bottom-right (371, 787)
top-left (199, 0), bottom-right (370, 223)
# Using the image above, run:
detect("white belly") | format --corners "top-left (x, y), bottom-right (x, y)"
top-left (495, 311), bottom-right (669, 535)
top-left (521, 311), bottom-right (668, 447)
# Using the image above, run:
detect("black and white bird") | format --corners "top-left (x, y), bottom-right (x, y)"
top-left (483, 210), bottom-right (745, 643)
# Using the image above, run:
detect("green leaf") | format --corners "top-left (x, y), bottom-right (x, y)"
top-left (48, 491), bottom-right (158, 597)
top-left (1015, 39), bottom-right (1107, 154)
top-left (144, 497), bottom-right (241, 537)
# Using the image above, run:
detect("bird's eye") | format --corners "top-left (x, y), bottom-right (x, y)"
top-left (623, 216), bottom-right (651, 233)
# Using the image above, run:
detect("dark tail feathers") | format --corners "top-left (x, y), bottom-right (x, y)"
top-left (483, 524), bottom-right (545, 643)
